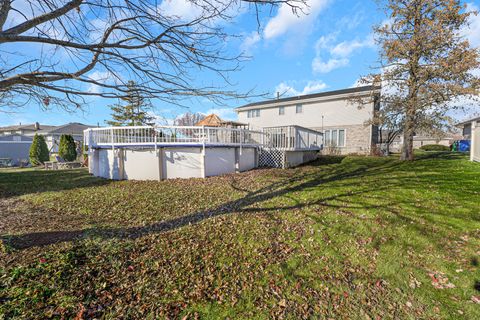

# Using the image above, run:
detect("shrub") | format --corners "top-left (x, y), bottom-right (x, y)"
top-left (29, 134), bottom-right (50, 165)
top-left (419, 144), bottom-right (450, 152)
top-left (58, 134), bottom-right (77, 161)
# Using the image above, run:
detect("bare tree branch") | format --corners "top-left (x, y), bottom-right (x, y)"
top-left (0, 0), bottom-right (308, 111)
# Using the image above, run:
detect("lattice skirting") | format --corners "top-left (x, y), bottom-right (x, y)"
top-left (258, 148), bottom-right (285, 168)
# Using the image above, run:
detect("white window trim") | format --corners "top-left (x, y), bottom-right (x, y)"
top-left (246, 109), bottom-right (261, 118)
top-left (323, 128), bottom-right (347, 148)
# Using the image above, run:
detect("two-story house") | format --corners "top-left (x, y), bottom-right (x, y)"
top-left (236, 86), bottom-right (380, 155)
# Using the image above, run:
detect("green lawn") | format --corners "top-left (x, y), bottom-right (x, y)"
top-left (1, 153), bottom-right (479, 319)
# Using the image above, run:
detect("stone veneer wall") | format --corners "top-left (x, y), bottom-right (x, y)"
top-left (313, 124), bottom-right (373, 155)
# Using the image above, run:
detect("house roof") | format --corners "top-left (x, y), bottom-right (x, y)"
top-left (39, 123), bottom-right (94, 135)
top-left (235, 85), bottom-right (381, 111)
top-left (0, 123), bottom-right (57, 132)
top-left (195, 114), bottom-right (223, 127)
top-left (195, 114), bottom-right (247, 127)
top-left (456, 116), bottom-right (480, 126)
top-left (0, 122), bottom-right (95, 135)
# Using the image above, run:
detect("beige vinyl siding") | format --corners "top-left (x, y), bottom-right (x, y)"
top-left (237, 98), bottom-right (374, 130)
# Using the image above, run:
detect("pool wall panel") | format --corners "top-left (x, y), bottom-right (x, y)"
top-left (89, 146), bottom-right (258, 180)
top-left (123, 149), bottom-right (159, 180)
top-left (163, 148), bottom-right (203, 179)
top-left (205, 148), bottom-right (236, 177)
top-left (238, 148), bottom-right (256, 172)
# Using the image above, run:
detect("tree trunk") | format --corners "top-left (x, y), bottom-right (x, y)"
top-left (401, 108), bottom-right (415, 160)
top-left (385, 137), bottom-right (391, 156)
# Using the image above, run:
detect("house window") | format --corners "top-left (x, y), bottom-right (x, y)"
top-left (279, 106), bottom-right (285, 115)
top-left (324, 129), bottom-right (346, 147)
top-left (247, 109), bottom-right (260, 118)
top-left (296, 104), bottom-right (303, 113)
top-left (338, 130), bottom-right (345, 147)
top-left (324, 130), bottom-right (331, 145)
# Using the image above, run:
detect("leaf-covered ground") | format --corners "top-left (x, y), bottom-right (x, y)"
top-left (1, 153), bottom-right (479, 319)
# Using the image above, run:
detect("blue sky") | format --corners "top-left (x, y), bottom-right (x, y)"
top-left (1, 0), bottom-right (480, 126)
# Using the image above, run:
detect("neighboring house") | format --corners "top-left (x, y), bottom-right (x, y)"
top-left (0, 134), bottom-right (33, 166)
top-left (378, 130), bottom-right (460, 153)
top-left (457, 117), bottom-right (480, 162)
top-left (37, 123), bottom-right (93, 153)
top-left (0, 122), bottom-right (94, 153)
top-left (0, 123), bottom-right (56, 136)
top-left (236, 86), bottom-right (380, 155)
top-left (412, 133), bottom-right (459, 149)
top-left (458, 116), bottom-right (480, 140)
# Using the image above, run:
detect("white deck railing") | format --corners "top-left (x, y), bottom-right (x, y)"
top-left (262, 125), bottom-right (323, 151)
top-left (84, 125), bottom-right (323, 151)
top-left (85, 126), bottom-right (266, 148)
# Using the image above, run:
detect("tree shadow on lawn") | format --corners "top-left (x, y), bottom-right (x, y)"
top-left (0, 168), bottom-right (110, 198)
top-left (2, 153), bottom-right (473, 250)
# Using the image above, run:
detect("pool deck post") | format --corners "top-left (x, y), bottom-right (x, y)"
top-left (201, 126), bottom-right (206, 178)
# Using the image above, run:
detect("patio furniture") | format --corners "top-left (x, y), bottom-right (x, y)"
top-left (0, 158), bottom-right (12, 167)
top-left (44, 156), bottom-right (82, 170)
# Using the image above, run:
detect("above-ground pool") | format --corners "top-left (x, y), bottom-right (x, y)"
top-left (84, 125), bottom-right (323, 180)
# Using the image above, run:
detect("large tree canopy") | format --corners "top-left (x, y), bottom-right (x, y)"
top-left (0, 0), bottom-right (306, 110)
top-left (359, 0), bottom-right (480, 160)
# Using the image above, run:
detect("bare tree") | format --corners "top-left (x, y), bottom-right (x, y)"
top-left (375, 110), bottom-right (403, 156)
top-left (358, 0), bottom-right (480, 160)
top-left (174, 112), bottom-right (205, 126)
top-left (0, 0), bottom-right (307, 111)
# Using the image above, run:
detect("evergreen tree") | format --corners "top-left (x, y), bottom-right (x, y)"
top-left (107, 81), bottom-right (155, 126)
top-left (58, 134), bottom-right (77, 161)
top-left (29, 134), bottom-right (49, 165)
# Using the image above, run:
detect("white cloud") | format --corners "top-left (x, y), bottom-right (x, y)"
top-left (202, 108), bottom-right (237, 120)
top-left (330, 36), bottom-right (375, 57)
top-left (337, 11), bottom-right (364, 30)
top-left (264, 0), bottom-right (330, 40)
top-left (241, 31), bottom-right (261, 53)
top-left (274, 80), bottom-right (328, 97)
top-left (312, 58), bottom-right (349, 73)
top-left (158, 0), bottom-right (204, 21)
top-left (239, 0), bottom-right (330, 55)
top-left (312, 33), bottom-right (375, 74)
top-left (86, 71), bottom-right (115, 94)
top-left (463, 3), bottom-right (480, 48)
top-left (89, 18), bottom-right (110, 41)
top-left (150, 112), bottom-right (176, 126)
